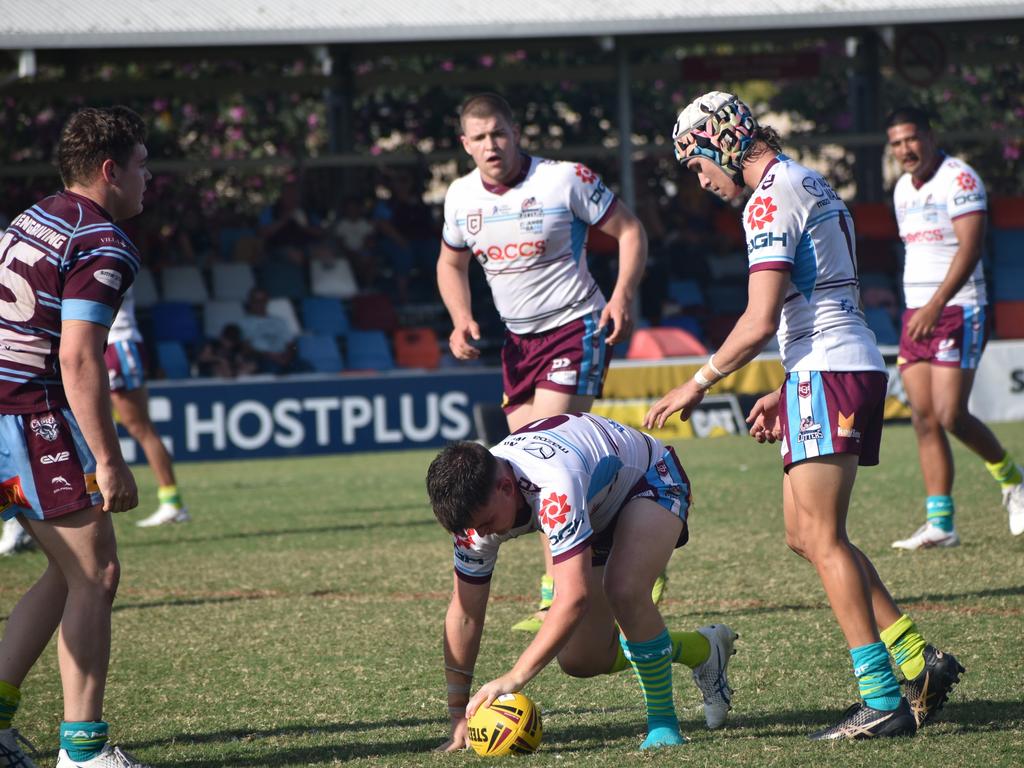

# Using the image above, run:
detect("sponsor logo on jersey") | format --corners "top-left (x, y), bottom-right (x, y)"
top-left (51, 475), bottom-right (73, 493)
top-left (474, 240), bottom-right (547, 263)
top-left (574, 164), bottom-right (597, 184)
top-left (760, 173), bottom-right (775, 190)
top-left (524, 442), bottom-right (556, 460)
top-left (539, 492), bottom-right (570, 530)
top-left (747, 231), bottom-right (788, 253)
top-left (798, 381), bottom-right (812, 399)
top-left (94, 268), bottom-right (123, 291)
top-left (797, 416), bottom-right (823, 442)
top-left (517, 478), bottom-right (542, 494)
top-left (956, 172), bottom-right (977, 192)
top-left (954, 192), bottom-right (984, 206)
top-left (519, 197), bottom-right (544, 234)
top-left (936, 338), bottom-right (960, 363)
top-left (455, 529), bottom-right (476, 549)
top-left (837, 411), bottom-right (861, 440)
top-left (467, 210), bottom-right (483, 235)
top-left (547, 370), bottom-right (578, 386)
top-left (40, 451), bottom-right (70, 465)
top-left (903, 229), bottom-right (944, 244)
top-left (548, 517), bottom-right (583, 545)
top-left (746, 196), bottom-right (777, 231)
top-left (551, 357), bottom-right (571, 370)
top-left (29, 413), bottom-right (60, 441)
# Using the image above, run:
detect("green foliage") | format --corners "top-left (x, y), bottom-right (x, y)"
top-left (2, 422), bottom-right (1022, 766)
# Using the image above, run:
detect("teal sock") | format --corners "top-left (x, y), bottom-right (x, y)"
top-left (621, 630), bottom-right (681, 742)
top-left (926, 495), bottom-right (954, 533)
top-left (60, 721), bottom-right (108, 762)
top-left (850, 642), bottom-right (901, 712)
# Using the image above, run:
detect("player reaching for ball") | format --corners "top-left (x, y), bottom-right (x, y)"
top-left (427, 412), bottom-right (736, 751)
top-left (646, 91), bottom-right (963, 740)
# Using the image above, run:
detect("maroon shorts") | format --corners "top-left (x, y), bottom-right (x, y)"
top-left (501, 311), bottom-right (610, 413)
top-left (104, 340), bottom-right (148, 393)
top-left (898, 305), bottom-right (987, 370)
top-left (779, 370), bottom-right (887, 469)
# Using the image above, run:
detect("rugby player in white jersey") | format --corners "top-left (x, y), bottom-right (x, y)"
top-left (647, 92), bottom-right (963, 739)
top-left (885, 106), bottom-right (1024, 550)
top-left (428, 413), bottom-right (736, 751)
top-left (105, 292), bottom-right (190, 528)
top-left (438, 93), bottom-right (651, 632)
top-left (0, 107), bottom-right (153, 767)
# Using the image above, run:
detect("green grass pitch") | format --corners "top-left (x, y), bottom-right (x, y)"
top-left (2, 422), bottom-right (1022, 766)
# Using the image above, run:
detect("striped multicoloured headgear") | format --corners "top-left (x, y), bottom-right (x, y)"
top-left (672, 91), bottom-right (758, 184)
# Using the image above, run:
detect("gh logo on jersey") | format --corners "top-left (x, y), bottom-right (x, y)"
top-left (746, 196), bottom-right (777, 231)
top-left (467, 210), bottom-right (483, 235)
top-left (539, 492), bottom-right (570, 530)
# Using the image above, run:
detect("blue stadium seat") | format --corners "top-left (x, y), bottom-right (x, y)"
top-left (161, 265), bottom-right (209, 303)
top-left (346, 330), bottom-right (394, 371)
top-left (704, 283), bottom-right (748, 315)
top-left (211, 263), bottom-right (257, 301)
top-left (301, 297), bottom-right (350, 337)
top-left (297, 334), bottom-right (345, 373)
top-left (259, 261), bottom-right (308, 299)
top-left (155, 341), bottom-right (191, 379)
top-left (991, 229), bottom-right (1024, 268)
top-left (667, 279), bottom-right (704, 308)
top-left (151, 302), bottom-right (202, 345)
top-left (864, 307), bottom-right (900, 346)
top-left (993, 263), bottom-right (1024, 301)
top-left (203, 300), bottom-right (245, 339)
top-left (660, 314), bottom-right (704, 340)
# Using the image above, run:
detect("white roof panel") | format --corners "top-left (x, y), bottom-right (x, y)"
top-left (2, 1), bottom-right (1023, 49)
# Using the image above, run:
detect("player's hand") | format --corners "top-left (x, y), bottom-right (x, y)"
top-left (746, 390), bottom-right (782, 444)
top-left (644, 379), bottom-right (706, 429)
top-left (449, 321), bottom-right (482, 360)
top-left (906, 302), bottom-right (941, 342)
top-left (96, 458), bottom-right (138, 513)
top-left (599, 295), bottom-right (634, 345)
top-left (466, 674), bottom-right (522, 719)
top-left (435, 717), bottom-right (469, 752)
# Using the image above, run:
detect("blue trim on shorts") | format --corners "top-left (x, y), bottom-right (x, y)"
top-left (811, 373), bottom-right (835, 456)
top-left (961, 305), bottom-right (984, 369)
top-left (114, 341), bottom-right (145, 391)
top-left (785, 375), bottom-right (804, 463)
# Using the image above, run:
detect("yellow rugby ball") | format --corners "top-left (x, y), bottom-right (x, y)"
top-left (467, 692), bottom-right (543, 756)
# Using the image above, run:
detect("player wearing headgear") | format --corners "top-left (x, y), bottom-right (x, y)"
top-left (438, 93), bottom-right (653, 633)
top-left (885, 106), bottom-right (1024, 549)
top-left (428, 413), bottom-right (737, 751)
top-left (647, 91), bottom-right (963, 739)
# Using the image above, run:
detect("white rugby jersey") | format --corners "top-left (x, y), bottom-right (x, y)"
top-left (442, 156), bottom-right (615, 334)
top-left (452, 413), bottom-right (663, 582)
top-left (107, 286), bottom-right (142, 344)
top-left (744, 154), bottom-right (883, 373)
top-left (893, 153), bottom-right (987, 308)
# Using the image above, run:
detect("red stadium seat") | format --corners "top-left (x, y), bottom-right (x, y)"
top-left (850, 202), bottom-right (899, 240)
top-left (991, 197), bottom-right (1024, 229)
top-left (994, 301), bottom-right (1024, 340)
top-left (393, 327), bottom-right (441, 369)
top-left (350, 293), bottom-right (398, 333)
top-left (626, 327), bottom-right (708, 359)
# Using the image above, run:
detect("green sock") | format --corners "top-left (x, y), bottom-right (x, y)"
top-left (985, 452), bottom-right (1023, 489)
top-left (621, 630), bottom-right (679, 731)
top-left (606, 630), bottom-right (710, 674)
top-left (879, 614), bottom-right (926, 680)
top-left (157, 484), bottom-right (183, 508)
top-left (60, 720), bottom-right (108, 762)
top-left (926, 495), bottom-right (955, 533)
top-left (0, 680), bottom-right (20, 730)
top-left (538, 574), bottom-right (554, 610)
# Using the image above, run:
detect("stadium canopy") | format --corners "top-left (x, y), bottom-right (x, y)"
top-left (2, 1), bottom-right (1024, 48)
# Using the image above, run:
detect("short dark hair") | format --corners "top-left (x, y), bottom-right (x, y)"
top-left (885, 106), bottom-right (932, 132)
top-left (459, 93), bottom-right (515, 132)
top-left (426, 441), bottom-right (498, 533)
top-left (57, 106), bottom-right (147, 187)
top-left (747, 125), bottom-right (784, 161)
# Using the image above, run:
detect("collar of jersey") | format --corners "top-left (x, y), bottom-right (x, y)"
top-left (481, 154), bottom-right (532, 195)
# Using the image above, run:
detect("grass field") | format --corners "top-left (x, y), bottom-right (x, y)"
top-left (2, 421), bottom-right (1023, 767)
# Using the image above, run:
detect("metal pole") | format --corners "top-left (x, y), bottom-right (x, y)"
top-left (616, 39), bottom-right (636, 209)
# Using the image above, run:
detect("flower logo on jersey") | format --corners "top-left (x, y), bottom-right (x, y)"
top-left (455, 529), bottom-right (476, 549)
top-left (746, 196), bottom-right (777, 231)
top-left (467, 210), bottom-right (483, 235)
top-left (955, 172), bottom-right (977, 192)
top-left (29, 414), bottom-right (60, 442)
top-left (539, 492), bottom-right (570, 530)
top-left (574, 164), bottom-right (597, 184)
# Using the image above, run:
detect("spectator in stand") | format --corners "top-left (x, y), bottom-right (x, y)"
top-left (238, 288), bottom-right (302, 374)
top-left (331, 195), bottom-right (377, 287)
top-left (196, 323), bottom-right (260, 378)
top-left (258, 178), bottom-right (324, 265)
top-left (373, 171), bottom-right (439, 304)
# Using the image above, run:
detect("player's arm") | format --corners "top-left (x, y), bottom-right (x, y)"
top-left (59, 320), bottom-right (138, 513)
top-left (437, 241), bottom-right (481, 359)
top-left (645, 269), bottom-right (787, 428)
top-left (596, 202), bottom-right (648, 345)
top-left (906, 211), bottom-right (985, 342)
top-left (439, 573), bottom-right (490, 751)
top-left (467, 547), bottom-right (589, 715)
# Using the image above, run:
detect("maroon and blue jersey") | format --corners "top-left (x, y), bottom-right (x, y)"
top-left (0, 191), bottom-right (138, 414)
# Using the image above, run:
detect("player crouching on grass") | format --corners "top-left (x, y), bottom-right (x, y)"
top-left (646, 91), bottom-right (964, 739)
top-left (427, 412), bottom-right (736, 751)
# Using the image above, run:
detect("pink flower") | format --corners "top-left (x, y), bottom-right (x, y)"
top-left (1004, 143), bottom-right (1021, 161)
top-left (479, 55), bottom-right (494, 68)
top-left (228, 106), bottom-right (246, 122)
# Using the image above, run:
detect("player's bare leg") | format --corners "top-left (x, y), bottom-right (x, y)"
top-left (901, 363), bottom-right (954, 497)
top-left (508, 391), bottom-right (595, 632)
top-left (930, 367), bottom-right (1006, 462)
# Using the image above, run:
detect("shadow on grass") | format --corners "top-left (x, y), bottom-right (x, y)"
top-left (120, 515), bottom-right (435, 550)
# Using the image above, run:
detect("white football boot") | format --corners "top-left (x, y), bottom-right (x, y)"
top-left (56, 745), bottom-right (150, 768)
top-left (691, 624), bottom-right (738, 729)
top-left (1002, 475), bottom-right (1024, 536)
top-left (0, 520), bottom-right (33, 556)
top-left (891, 522), bottom-right (960, 550)
top-left (0, 727), bottom-right (38, 768)
top-left (136, 505), bottom-right (190, 528)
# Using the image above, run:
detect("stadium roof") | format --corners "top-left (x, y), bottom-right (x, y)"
top-left (4, 1), bottom-right (1024, 49)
